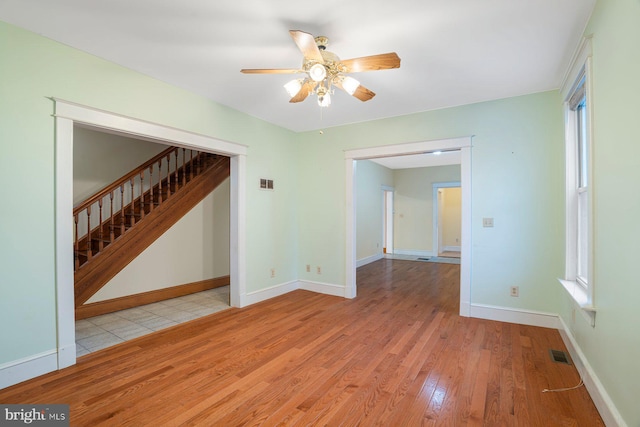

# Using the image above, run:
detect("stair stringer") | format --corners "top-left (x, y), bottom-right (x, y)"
top-left (74, 156), bottom-right (230, 307)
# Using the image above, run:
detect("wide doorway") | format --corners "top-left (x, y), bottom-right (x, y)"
top-left (345, 137), bottom-right (472, 316)
top-left (54, 99), bottom-right (247, 369)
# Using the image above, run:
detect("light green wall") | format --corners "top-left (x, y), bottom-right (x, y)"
top-left (248, 141), bottom-right (300, 292)
top-left (393, 165), bottom-right (461, 254)
top-left (557, 0), bottom-right (640, 424)
top-left (355, 160), bottom-right (393, 261)
top-left (355, 163), bottom-right (462, 261)
top-left (0, 21), bottom-right (298, 364)
top-left (297, 91), bottom-right (564, 312)
top-left (5, 9), bottom-right (635, 423)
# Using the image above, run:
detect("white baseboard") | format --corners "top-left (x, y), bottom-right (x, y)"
top-left (243, 280), bottom-right (298, 306)
top-left (459, 301), bottom-right (471, 317)
top-left (392, 249), bottom-right (434, 257)
top-left (243, 279), bottom-right (347, 305)
top-left (0, 350), bottom-right (58, 390)
top-left (356, 253), bottom-right (383, 268)
top-left (469, 303), bottom-right (559, 329)
top-left (2, 277), bottom-right (346, 390)
top-left (298, 280), bottom-right (347, 298)
top-left (57, 344), bottom-right (77, 369)
top-left (471, 304), bottom-right (626, 425)
top-left (442, 246), bottom-right (461, 252)
top-left (558, 317), bottom-right (626, 427)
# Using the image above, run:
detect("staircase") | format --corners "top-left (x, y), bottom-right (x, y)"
top-left (73, 146), bottom-right (230, 308)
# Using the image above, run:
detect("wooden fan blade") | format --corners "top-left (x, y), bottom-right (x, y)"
top-left (334, 80), bottom-right (376, 102)
top-left (289, 30), bottom-right (324, 63)
top-left (352, 84), bottom-right (376, 101)
top-left (290, 80), bottom-right (316, 103)
top-left (340, 53), bottom-right (401, 73)
top-left (241, 68), bottom-right (303, 74)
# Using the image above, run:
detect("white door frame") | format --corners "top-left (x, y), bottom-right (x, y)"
top-left (382, 186), bottom-right (394, 254)
top-left (53, 99), bottom-right (247, 369)
top-left (345, 136), bottom-right (472, 316)
top-left (433, 182), bottom-right (461, 257)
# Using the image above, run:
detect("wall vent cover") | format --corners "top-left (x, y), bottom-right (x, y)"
top-left (259, 178), bottom-right (274, 190)
top-left (549, 349), bottom-right (571, 365)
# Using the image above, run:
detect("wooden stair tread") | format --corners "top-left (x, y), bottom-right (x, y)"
top-left (74, 154), bottom-right (230, 305)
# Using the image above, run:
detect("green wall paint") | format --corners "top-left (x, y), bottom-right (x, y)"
top-left (296, 91), bottom-right (564, 312)
top-left (0, 20), bottom-right (298, 364)
top-left (2, 3), bottom-right (637, 423)
top-left (245, 135), bottom-right (300, 292)
top-left (557, 0), bottom-right (640, 424)
top-left (355, 160), bottom-right (393, 261)
top-left (393, 165), bottom-right (461, 254)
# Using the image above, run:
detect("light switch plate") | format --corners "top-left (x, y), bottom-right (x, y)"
top-left (483, 218), bottom-right (494, 227)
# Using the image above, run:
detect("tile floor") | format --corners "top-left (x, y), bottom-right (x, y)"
top-left (75, 286), bottom-right (230, 356)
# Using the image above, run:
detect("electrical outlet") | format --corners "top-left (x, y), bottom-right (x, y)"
top-left (510, 286), bottom-right (519, 297)
top-left (306, 264), bottom-right (310, 273)
top-left (270, 268), bottom-right (275, 278)
top-left (317, 266), bottom-right (321, 274)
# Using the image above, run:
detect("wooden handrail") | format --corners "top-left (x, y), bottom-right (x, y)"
top-left (74, 146), bottom-right (176, 215)
top-left (72, 146), bottom-right (217, 272)
top-left (73, 156), bottom-right (230, 303)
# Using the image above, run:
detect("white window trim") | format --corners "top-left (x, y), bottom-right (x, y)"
top-left (559, 36), bottom-right (595, 326)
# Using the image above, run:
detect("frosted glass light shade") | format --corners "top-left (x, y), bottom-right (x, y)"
top-left (342, 76), bottom-right (360, 95)
top-left (309, 63), bottom-right (327, 82)
top-left (284, 79), bottom-right (302, 97)
top-left (318, 92), bottom-right (331, 107)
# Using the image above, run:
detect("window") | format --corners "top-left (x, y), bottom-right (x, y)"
top-left (559, 37), bottom-right (595, 325)
top-left (572, 77), bottom-right (589, 290)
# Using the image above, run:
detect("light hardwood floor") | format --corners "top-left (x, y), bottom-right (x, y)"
top-left (0, 260), bottom-right (603, 425)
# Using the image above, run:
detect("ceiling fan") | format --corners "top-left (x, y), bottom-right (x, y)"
top-left (241, 30), bottom-right (401, 107)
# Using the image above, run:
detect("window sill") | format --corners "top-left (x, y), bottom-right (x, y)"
top-left (558, 278), bottom-right (596, 326)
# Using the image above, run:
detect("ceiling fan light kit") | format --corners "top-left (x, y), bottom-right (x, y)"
top-left (316, 86), bottom-right (331, 107)
top-left (241, 30), bottom-right (401, 108)
top-left (283, 79), bottom-right (303, 97)
top-left (308, 63), bottom-right (327, 82)
top-left (341, 76), bottom-right (360, 96)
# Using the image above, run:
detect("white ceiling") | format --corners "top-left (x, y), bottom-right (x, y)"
top-left (0, 0), bottom-right (595, 133)
top-left (369, 150), bottom-right (461, 169)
